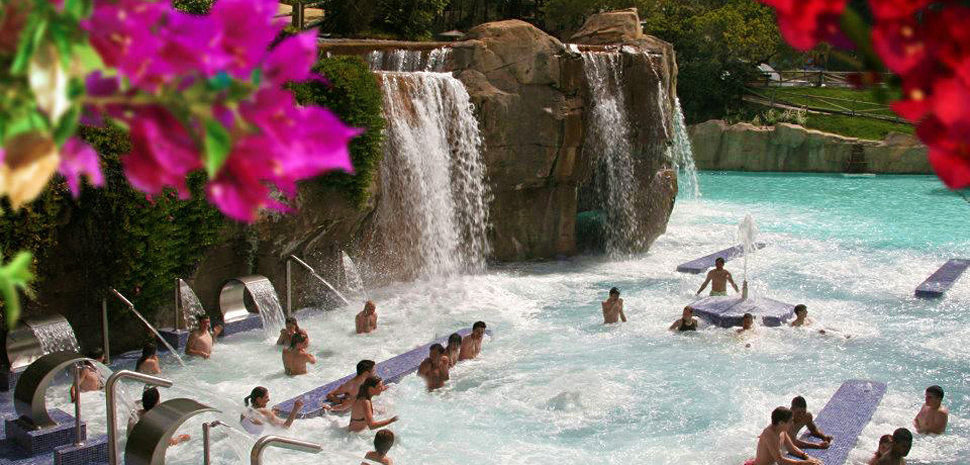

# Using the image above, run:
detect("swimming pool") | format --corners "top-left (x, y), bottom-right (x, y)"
top-left (54, 172), bottom-right (970, 464)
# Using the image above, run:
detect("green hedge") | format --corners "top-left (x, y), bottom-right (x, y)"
top-left (172, 0), bottom-right (214, 14)
top-left (288, 55), bottom-right (385, 207)
top-left (73, 125), bottom-right (227, 320)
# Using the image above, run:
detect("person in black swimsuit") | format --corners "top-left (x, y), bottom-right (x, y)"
top-left (348, 377), bottom-right (397, 432)
top-left (669, 306), bottom-right (698, 331)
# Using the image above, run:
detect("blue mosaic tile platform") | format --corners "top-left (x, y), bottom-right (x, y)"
top-left (53, 435), bottom-right (107, 465)
top-left (220, 313), bottom-right (263, 338)
top-left (676, 242), bottom-right (767, 274)
top-left (689, 296), bottom-right (795, 327)
top-left (788, 380), bottom-right (887, 465)
top-left (275, 328), bottom-right (493, 419)
top-left (4, 409), bottom-right (84, 456)
top-left (915, 258), bottom-right (970, 298)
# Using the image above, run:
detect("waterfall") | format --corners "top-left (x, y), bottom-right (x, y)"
top-left (244, 280), bottom-right (286, 338)
top-left (376, 71), bottom-right (490, 278)
top-left (580, 51), bottom-right (643, 255)
top-left (670, 97), bottom-right (701, 199)
top-left (32, 319), bottom-right (80, 354)
top-left (367, 48), bottom-right (451, 72)
top-left (178, 279), bottom-right (206, 330)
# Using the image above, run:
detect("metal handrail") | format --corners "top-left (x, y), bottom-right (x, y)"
top-left (250, 435), bottom-right (322, 465)
top-left (105, 370), bottom-right (173, 465)
top-left (285, 255), bottom-right (350, 315)
top-left (106, 289), bottom-right (185, 367)
top-left (203, 420), bottom-right (226, 465)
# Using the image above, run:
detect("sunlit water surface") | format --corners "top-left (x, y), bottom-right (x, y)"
top-left (53, 172), bottom-right (970, 464)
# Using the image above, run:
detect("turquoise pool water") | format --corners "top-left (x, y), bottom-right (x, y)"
top-left (57, 172), bottom-right (970, 464)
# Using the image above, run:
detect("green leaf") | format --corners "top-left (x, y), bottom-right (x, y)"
top-left (10, 14), bottom-right (47, 75)
top-left (0, 251), bottom-right (34, 330)
top-left (54, 105), bottom-right (80, 145)
top-left (203, 118), bottom-right (232, 177)
top-left (49, 19), bottom-right (74, 69)
top-left (73, 42), bottom-right (105, 75)
top-left (63, 0), bottom-right (93, 19)
top-left (3, 110), bottom-right (50, 141)
top-left (207, 72), bottom-right (232, 91)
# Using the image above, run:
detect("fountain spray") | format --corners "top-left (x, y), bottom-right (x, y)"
top-left (737, 214), bottom-right (759, 301)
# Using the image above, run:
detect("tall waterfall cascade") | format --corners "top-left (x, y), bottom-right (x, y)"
top-left (367, 48), bottom-right (451, 72)
top-left (375, 70), bottom-right (490, 278)
top-left (670, 97), bottom-right (701, 199)
top-left (580, 50), bottom-right (644, 255)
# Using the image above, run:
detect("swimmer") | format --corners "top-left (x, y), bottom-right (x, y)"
top-left (601, 287), bottom-right (627, 324)
top-left (363, 429), bottom-right (395, 465)
top-left (445, 333), bottom-right (462, 367)
top-left (459, 321), bottom-right (487, 360)
top-left (348, 377), bottom-right (398, 432)
top-left (70, 357), bottom-right (103, 402)
top-left (136, 343), bottom-right (160, 375)
top-left (277, 316), bottom-right (309, 347)
top-left (128, 387), bottom-right (190, 445)
top-left (185, 315), bottom-right (223, 359)
top-left (418, 344), bottom-right (450, 391)
top-left (240, 386), bottom-right (303, 434)
top-left (748, 407), bottom-right (821, 465)
top-left (789, 396), bottom-right (833, 449)
top-left (697, 257), bottom-right (739, 296)
top-left (913, 385), bottom-right (948, 434)
top-left (327, 360), bottom-right (383, 411)
top-left (356, 301), bottom-right (378, 334)
top-left (737, 313), bottom-right (755, 334)
top-left (669, 306), bottom-right (698, 331)
top-left (282, 332), bottom-right (315, 376)
top-left (873, 428), bottom-right (912, 465)
top-left (868, 434), bottom-right (893, 465)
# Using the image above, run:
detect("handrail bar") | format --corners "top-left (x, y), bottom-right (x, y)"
top-left (105, 370), bottom-right (173, 465)
top-left (250, 435), bottom-right (322, 464)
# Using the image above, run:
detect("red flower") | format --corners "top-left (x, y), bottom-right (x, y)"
top-left (759, 0), bottom-right (849, 51)
top-left (918, 116), bottom-right (970, 188)
top-left (868, 0), bottom-right (932, 20)
top-left (871, 18), bottom-right (927, 76)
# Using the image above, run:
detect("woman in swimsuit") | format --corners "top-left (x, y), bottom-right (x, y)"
top-left (240, 386), bottom-right (303, 434)
top-left (135, 343), bottom-right (161, 375)
top-left (348, 377), bottom-right (398, 433)
top-left (669, 306), bottom-right (698, 332)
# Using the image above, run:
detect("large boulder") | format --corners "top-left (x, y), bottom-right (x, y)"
top-left (570, 8), bottom-right (643, 45)
top-left (688, 120), bottom-right (932, 173)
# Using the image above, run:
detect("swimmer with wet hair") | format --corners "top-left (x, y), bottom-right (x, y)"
top-left (277, 316), bottom-right (308, 347)
top-left (282, 332), bottom-right (315, 376)
top-left (446, 333), bottom-right (462, 367)
top-left (363, 429), bottom-right (395, 465)
top-left (869, 434), bottom-right (893, 465)
top-left (418, 344), bottom-right (450, 391)
top-left (914, 385), bottom-right (948, 434)
top-left (602, 287), bottom-right (627, 324)
top-left (459, 321), bottom-right (487, 360)
top-left (128, 387), bottom-right (190, 445)
top-left (737, 313), bottom-right (755, 334)
top-left (328, 360), bottom-right (383, 411)
top-left (670, 306), bottom-right (698, 331)
top-left (748, 407), bottom-right (820, 465)
top-left (789, 396), bottom-right (832, 449)
top-left (697, 257), bottom-right (739, 296)
top-left (873, 428), bottom-right (912, 465)
top-left (356, 301), bottom-right (378, 334)
top-left (348, 377), bottom-right (397, 432)
top-left (185, 314), bottom-right (223, 359)
top-left (240, 386), bottom-right (303, 434)
top-left (136, 343), bottom-right (160, 375)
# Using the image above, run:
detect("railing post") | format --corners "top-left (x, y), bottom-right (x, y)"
top-left (101, 297), bottom-right (110, 364)
top-left (203, 420), bottom-right (225, 465)
top-left (174, 278), bottom-right (180, 331)
top-left (286, 258), bottom-right (292, 317)
top-left (73, 363), bottom-right (82, 445)
top-left (105, 371), bottom-right (173, 465)
top-left (291, 1), bottom-right (304, 29)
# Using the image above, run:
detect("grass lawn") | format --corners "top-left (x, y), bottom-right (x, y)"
top-left (745, 87), bottom-right (916, 141)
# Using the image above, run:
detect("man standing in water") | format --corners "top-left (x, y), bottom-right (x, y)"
top-left (459, 321), bottom-right (487, 360)
top-left (914, 385), bottom-right (949, 434)
top-left (356, 301), bottom-right (378, 334)
top-left (602, 288), bottom-right (627, 324)
top-left (418, 344), bottom-right (450, 391)
top-left (697, 257), bottom-right (740, 296)
top-left (282, 333), bottom-right (315, 376)
top-left (749, 407), bottom-right (821, 465)
top-left (185, 315), bottom-right (223, 359)
top-left (789, 396), bottom-right (833, 449)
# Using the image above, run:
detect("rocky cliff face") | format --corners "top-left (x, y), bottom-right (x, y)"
top-left (689, 120), bottom-right (931, 174)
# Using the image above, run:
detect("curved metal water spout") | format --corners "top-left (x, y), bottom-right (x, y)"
top-left (125, 398), bottom-right (218, 465)
top-left (285, 255), bottom-right (350, 316)
top-left (105, 370), bottom-right (172, 465)
top-left (218, 275), bottom-right (271, 323)
top-left (250, 435), bottom-right (322, 465)
top-left (13, 351), bottom-right (88, 428)
top-left (4, 315), bottom-right (80, 370)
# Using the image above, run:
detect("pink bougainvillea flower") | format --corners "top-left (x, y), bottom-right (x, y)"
top-left (151, 12), bottom-right (226, 82)
top-left (84, 0), bottom-right (166, 68)
top-left (868, 0), bottom-right (932, 20)
top-left (206, 138), bottom-right (287, 221)
top-left (58, 137), bottom-right (104, 196)
top-left (931, 77), bottom-right (970, 129)
top-left (210, 0), bottom-right (285, 78)
top-left (122, 108), bottom-right (202, 197)
top-left (871, 18), bottom-right (927, 76)
top-left (759, 0), bottom-right (849, 51)
top-left (262, 31), bottom-right (318, 86)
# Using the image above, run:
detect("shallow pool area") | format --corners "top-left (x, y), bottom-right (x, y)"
top-left (50, 172), bottom-right (970, 464)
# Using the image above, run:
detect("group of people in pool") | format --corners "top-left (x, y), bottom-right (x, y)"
top-left (750, 384), bottom-right (949, 465)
